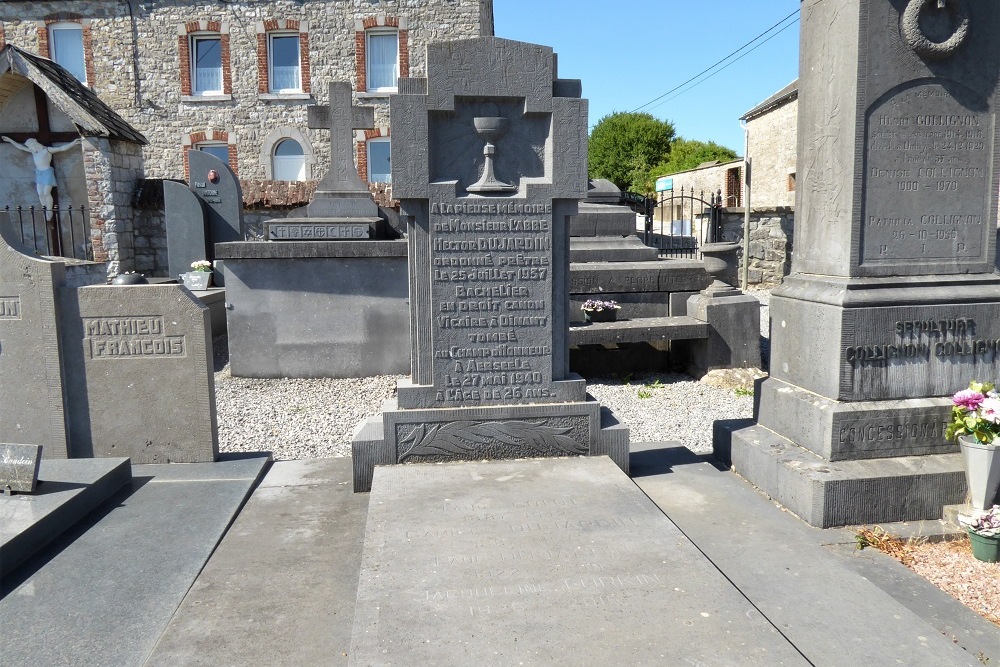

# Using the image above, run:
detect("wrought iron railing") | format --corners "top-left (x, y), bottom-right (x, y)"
top-left (2, 205), bottom-right (92, 260)
top-left (644, 188), bottom-right (723, 259)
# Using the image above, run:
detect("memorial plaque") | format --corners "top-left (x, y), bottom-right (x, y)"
top-left (267, 221), bottom-right (370, 241)
top-left (349, 458), bottom-right (803, 665)
top-left (0, 443), bottom-right (42, 493)
top-left (164, 180), bottom-right (208, 281)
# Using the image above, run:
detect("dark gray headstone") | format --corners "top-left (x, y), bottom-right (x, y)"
top-left (164, 180), bottom-right (208, 281)
top-left (352, 37), bottom-right (629, 490)
top-left (0, 222), bottom-right (69, 458)
top-left (0, 443), bottom-right (42, 493)
top-left (722, 0), bottom-right (1000, 526)
top-left (188, 151), bottom-right (242, 286)
top-left (58, 284), bottom-right (218, 463)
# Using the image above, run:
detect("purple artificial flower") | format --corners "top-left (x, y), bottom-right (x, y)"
top-left (953, 389), bottom-right (986, 410)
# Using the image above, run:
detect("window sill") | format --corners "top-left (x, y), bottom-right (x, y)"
top-left (181, 94), bottom-right (233, 103)
top-left (356, 91), bottom-right (395, 99)
top-left (259, 92), bottom-right (312, 101)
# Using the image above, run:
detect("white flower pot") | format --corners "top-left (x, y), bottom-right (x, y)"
top-left (180, 271), bottom-right (211, 291)
top-left (959, 435), bottom-right (1000, 510)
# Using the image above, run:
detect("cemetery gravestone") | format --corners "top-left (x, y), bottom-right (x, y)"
top-left (351, 37), bottom-right (629, 492)
top-left (187, 150), bottom-right (243, 286)
top-left (721, 0), bottom-right (1000, 526)
top-left (0, 443), bottom-right (42, 493)
top-left (163, 180), bottom-right (208, 282)
top-left (0, 222), bottom-right (69, 458)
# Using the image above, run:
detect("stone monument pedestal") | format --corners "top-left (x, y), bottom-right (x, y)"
top-left (716, 0), bottom-right (1000, 526)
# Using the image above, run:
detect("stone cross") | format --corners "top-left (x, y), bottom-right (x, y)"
top-left (307, 81), bottom-right (375, 194)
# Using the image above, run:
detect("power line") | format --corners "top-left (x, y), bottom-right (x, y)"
top-left (631, 8), bottom-right (799, 114)
top-left (643, 18), bottom-right (799, 114)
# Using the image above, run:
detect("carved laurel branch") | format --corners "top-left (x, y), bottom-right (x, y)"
top-left (398, 420), bottom-right (586, 463)
top-left (902, 0), bottom-right (969, 60)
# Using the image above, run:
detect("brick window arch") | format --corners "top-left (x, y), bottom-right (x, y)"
top-left (357, 128), bottom-right (390, 183)
top-left (37, 17), bottom-right (95, 86)
top-left (255, 19), bottom-right (311, 95)
top-left (178, 20), bottom-right (231, 97)
top-left (183, 130), bottom-right (238, 180)
top-left (354, 16), bottom-right (409, 93)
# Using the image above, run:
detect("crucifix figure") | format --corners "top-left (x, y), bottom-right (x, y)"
top-left (2, 136), bottom-right (80, 220)
top-left (307, 82), bottom-right (375, 195)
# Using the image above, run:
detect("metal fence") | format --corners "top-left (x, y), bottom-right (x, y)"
top-left (644, 188), bottom-right (723, 259)
top-left (2, 205), bottom-right (92, 260)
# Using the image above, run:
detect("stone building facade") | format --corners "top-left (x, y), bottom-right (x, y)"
top-left (742, 80), bottom-right (797, 210)
top-left (0, 0), bottom-right (494, 183)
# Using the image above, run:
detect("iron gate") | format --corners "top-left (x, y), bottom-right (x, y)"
top-left (645, 188), bottom-right (723, 259)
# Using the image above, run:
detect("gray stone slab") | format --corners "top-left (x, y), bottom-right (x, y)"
top-left (568, 315), bottom-right (708, 346)
top-left (188, 150), bottom-right (242, 286)
top-left (679, 288), bottom-right (762, 375)
top-left (58, 284), bottom-right (218, 463)
top-left (568, 291), bottom-right (670, 319)
top-left (725, 423), bottom-right (967, 527)
top-left (222, 250), bottom-right (409, 379)
top-left (267, 219), bottom-right (374, 241)
top-left (0, 457), bottom-right (130, 577)
top-left (0, 443), bottom-right (42, 493)
top-left (630, 442), bottom-right (985, 666)
top-left (569, 259), bottom-right (711, 294)
top-left (215, 239), bottom-right (407, 260)
top-left (349, 457), bottom-right (807, 666)
top-left (0, 221), bottom-right (69, 458)
top-left (0, 454), bottom-right (268, 667)
top-left (570, 202), bottom-right (637, 237)
top-left (568, 236), bottom-right (658, 262)
top-left (144, 458), bottom-right (367, 667)
top-left (163, 180), bottom-right (208, 281)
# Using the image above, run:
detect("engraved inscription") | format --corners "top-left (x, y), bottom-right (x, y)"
top-left (862, 83), bottom-right (990, 265)
top-left (83, 316), bottom-right (186, 359)
top-left (430, 199), bottom-right (556, 406)
top-left (269, 223), bottom-right (369, 240)
top-left (0, 296), bottom-right (20, 320)
top-left (396, 417), bottom-right (588, 463)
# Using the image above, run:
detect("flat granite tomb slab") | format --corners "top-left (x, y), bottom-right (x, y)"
top-left (0, 457), bottom-right (131, 577)
top-left (349, 456), bottom-right (806, 666)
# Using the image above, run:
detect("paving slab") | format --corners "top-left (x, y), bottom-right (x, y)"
top-left (350, 456), bottom-right (808, 666)
top-left (0, 457), bottom-right (130, 577)
top-left (144, 458), bottom-right (369, 667)
top-left (630, 442), bottom-right (989, 666)
top-left (0, 453), bottom-right (269, 667)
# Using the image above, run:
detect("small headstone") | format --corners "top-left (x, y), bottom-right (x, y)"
top-left (164, 180), bottom-right (208, 281)
top-left (188, 150), bottom-right (243, 286)
top-left (0, 443), bottom-right (42, 494)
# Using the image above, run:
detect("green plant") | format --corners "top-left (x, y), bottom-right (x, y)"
top-left (735, 387), bottom-right (754, 397)
top-left (622, 373), bottom-right (633, 385)
top-left (854, 526), bottom-right (915, 565)
top-left (645, 378), bottom-right (663, 390)
top-left (637, 388), bottom-right (653, 399)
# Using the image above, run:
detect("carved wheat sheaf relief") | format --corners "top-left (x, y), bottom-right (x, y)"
top-left (398, 420), bottom-right (586, 463)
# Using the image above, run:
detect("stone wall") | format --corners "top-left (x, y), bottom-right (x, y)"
top-left (745, 96), bottom-right (797, 209)
top-left (719, 207), bottom-right (793, 286)
top-left (0, 1), bottom-right (490, 182)
top-left (82, 138), bottom-right (144, 276)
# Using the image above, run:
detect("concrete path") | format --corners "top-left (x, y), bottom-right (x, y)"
top-left (143, 447), bottom-right (997, 666)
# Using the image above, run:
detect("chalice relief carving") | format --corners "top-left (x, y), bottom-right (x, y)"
top-left (467, 103), bottom-right (518, 194)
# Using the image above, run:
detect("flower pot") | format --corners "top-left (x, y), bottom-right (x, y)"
top-left (968, 530), bottom-right (1000, 563)
top-left (959, 435), bottom-right (1000, 510)
top-left (584, 309), bottom-right (618, 323)
top-left (180, 271), bottom-right (212, 291)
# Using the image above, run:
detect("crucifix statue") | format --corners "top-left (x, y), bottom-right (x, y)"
top-left (2, 136), bottom-right (80, 221)
top-left (307, 81), bottom-right (375, 196)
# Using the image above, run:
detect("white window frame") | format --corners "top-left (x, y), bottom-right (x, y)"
top-left (365, 29), bottom-right (399, 93)
top-left (267, 32), bottom-right (301, 94)
top-left (272, 138), bottom-right (306, 182)
top-left (194, 141), bottom-right (230, 166)
top-left (49, 22), bottom-right (87, 84)
top-left (367, 137), bottom-right (391, 183)
top-left (190, 33), bottom-right (224, 96)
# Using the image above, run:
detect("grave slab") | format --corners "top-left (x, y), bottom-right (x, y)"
top-left (0, 457), bottom-right (130, 577)
top-left (349, 456), bottom-right (807, 666)
top-left (0, 454), bottom-right (269, 667)
top-left (0, 443), bottom-right (42, 493)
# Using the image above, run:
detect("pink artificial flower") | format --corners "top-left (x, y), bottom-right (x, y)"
top-left (953, 389), bottom-right (986, 410)
top-left (980, 397), bottom-right (1000, 423)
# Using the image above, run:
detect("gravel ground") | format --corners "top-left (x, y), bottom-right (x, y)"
top-left (213, 289), bottom-right (772, 460)
top-left (905, 538), bottom-right (1000, 628)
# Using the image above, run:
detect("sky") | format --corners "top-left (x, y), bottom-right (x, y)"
top-left (493, 0), bottom-right (801, 154)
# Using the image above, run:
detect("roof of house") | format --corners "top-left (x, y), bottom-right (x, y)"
top-left (741, 79), bottom-right (798, 121)
top-left (0, 44), bottom-right (147, 144)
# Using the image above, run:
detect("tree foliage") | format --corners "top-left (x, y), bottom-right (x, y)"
top-left (588, 112), bottom-right (675, 193)
top-left (652, 138), bottom-right (738, 176)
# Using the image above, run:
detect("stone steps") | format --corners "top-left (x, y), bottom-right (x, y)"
top-left (569, 236), bottom-right (659, 263)
top-left (569, 315), bottom-right (709, 346)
